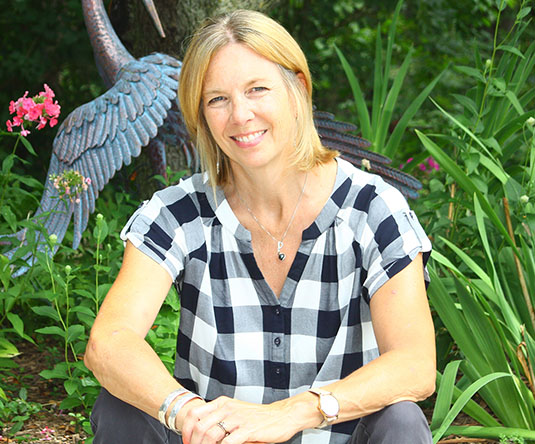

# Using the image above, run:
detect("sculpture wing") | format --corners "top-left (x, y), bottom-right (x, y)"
top-left (313, 110), bottom-right (422, 199)
top-left (10, 53), bottom-right (183, 262)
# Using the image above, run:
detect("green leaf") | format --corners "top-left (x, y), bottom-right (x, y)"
top-left (432, 372), bottom-right (512, 443)
top-left (66, 324), bottom-right (86, 343)
top-left (64, 378), bottom-right (80, 395)
top-left (40, 362), bottom-right (70, 380)
top-left (70, 306), bottom-right (96, 317)
top-left (0, 338), bottom-right (20, 358)
top-left (19, 136), bottom-right (37, 156)
top-left (517, 7), bottom-right (532, 20)
top-left (497, 44), bottom-right (525, 59)
top-left (35, 326), bottom-right (65, 338)
top-left (505, 90), bottom-right (524, 115)
top-left (334, 44), bottom-right (371, 138)
top-left (444, 425), bottom-right (535, 440)
top-left (31, 305), bottom-right (61, 322)
top-left (454, 65), bottom-right (486, 83)
top-left (2, 154), bottom-right (15, 174)
top-left (59, 396), bottom-right (83, 410)
top-left (431, 361), bottom-right (462, 430)
top-left (7, 312), bottom-right (24, 338)
top-left (0, 206), bottom-right (17, 232)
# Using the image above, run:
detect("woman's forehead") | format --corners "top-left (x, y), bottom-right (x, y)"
top-left (203, 43), bottom-right (283, 91)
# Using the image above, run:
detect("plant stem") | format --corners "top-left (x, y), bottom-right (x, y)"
top-left (0, 135), bottom-right (21, 211)
top-left (503, 197), bottom-right (535, 329)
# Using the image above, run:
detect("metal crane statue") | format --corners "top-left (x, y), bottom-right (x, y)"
top-left (3, 0), bottom-right (421, 270)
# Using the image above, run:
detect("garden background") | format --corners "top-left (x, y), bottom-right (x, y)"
top-left (1, 0), bottom-right (535, 442)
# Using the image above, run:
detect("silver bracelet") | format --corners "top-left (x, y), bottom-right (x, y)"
top-left (158, 389), bottom-right (189, 426)
top-left (167, 392), bottom-right (203, 434)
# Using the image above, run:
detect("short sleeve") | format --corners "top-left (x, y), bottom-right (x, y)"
top-left (361, 181), bottom-right (432, 301)
top-left (120, 191), bottom-right (187, 281)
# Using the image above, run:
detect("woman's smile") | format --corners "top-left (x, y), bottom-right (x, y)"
top-left (202, 43), bottom-right (298, 175)
top-left (231, 130), bottom-right (267, 145)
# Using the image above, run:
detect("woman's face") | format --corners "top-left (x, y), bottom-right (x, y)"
top-left (201, 43), bottom-right (298, 178)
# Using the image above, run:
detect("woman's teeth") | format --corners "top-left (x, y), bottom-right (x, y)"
top-left (233, 130), bottom-right (265, 142)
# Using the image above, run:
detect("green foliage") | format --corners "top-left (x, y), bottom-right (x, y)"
top-left (415, 0), bottom-right (535, 439)
top-left (0, 388), bottom-right (41, 436)
top-left (334, 0), bottom-right (447, 157)
top-left (0, 131), bottom-right (181, 434)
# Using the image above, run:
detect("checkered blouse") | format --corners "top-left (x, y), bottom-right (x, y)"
top-left (121, 158), bottom-right (432, 444)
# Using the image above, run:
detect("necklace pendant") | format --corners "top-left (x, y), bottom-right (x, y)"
top-left (277, 241), bottom-right (285, 261)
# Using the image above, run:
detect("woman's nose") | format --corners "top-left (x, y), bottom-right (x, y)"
top-left (230, 97), bottom-right (254, 124)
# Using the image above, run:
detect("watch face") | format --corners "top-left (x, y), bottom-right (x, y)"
top-left (320, 394), bottom-right (339, 417)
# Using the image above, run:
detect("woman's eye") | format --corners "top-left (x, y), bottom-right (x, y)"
top-left (250, 86), bottom-right (267, 94)
top-left (207, 96), bottom-right (225, 105)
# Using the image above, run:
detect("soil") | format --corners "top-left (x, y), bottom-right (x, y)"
top-left (1, 341), bottom-right (88, 443)
top-left (1, 341), bottom-right (497, 444)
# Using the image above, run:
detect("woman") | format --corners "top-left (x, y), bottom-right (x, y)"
top-left (85, 9), bottom-right (435, 444)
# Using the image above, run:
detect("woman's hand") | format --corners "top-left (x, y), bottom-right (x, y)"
top-left (180, 395), bottom-right (314, 444)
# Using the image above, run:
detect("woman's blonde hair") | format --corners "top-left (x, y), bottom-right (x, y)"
top-left (178, 9), bottom-right (337, 187)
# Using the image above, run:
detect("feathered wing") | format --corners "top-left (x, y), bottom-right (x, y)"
top-left (313, 110), bottom-right (422, 199)
top-left (6, 53), bottom-right (183, 262)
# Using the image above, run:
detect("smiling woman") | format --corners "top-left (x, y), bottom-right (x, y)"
top-left (84, 9), bottom-right (435, 444)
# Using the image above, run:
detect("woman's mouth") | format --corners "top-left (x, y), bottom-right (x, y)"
top-left (231, 130), bottom-right (267, 143)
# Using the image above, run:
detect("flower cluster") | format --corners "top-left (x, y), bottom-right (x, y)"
top-left (39, 426), bottom-right (55, 441)
top-left (400, 156), bottom-right (440, 172)
top-left (49, 170), bottom-right (91, 204)
top-left (6, 84), bottom-right (61, 136)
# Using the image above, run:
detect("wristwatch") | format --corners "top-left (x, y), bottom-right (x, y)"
top-left (308, 387), bottom-right (339, 428)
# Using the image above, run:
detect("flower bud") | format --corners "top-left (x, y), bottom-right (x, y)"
top-left (49, 234), bottom-right (58, 245)
top-left (96, 213), bottom-right (104, 221)
top-left (520, 195), bottom-right (529, 204)
top-left (65, 265), bottom-right (72, 275)
top-left (485, 59), bottom-right (492, 69)
top-left (527, 117), bottom-right (535, 127)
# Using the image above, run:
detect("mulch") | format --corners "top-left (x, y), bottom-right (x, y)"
top-left (1, 341), bottom-right (87, 443)
top-left (2, 341), bottom-right (498, 443)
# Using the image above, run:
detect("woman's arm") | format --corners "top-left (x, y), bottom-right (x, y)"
top-left (180, 253), bottom-right (435, 444)
top-left (84, 241), bottom-right (205, 421)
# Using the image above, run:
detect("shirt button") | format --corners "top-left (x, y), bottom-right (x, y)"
top-left (275, 307), bottom-right (281, 315)
top-left (275, 367), bottom-right (281, 375)
top-left (274, 337), bottom-right (281, 346)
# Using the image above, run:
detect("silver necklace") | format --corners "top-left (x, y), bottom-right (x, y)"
top-left (236, 172), bottom-right (308, 261)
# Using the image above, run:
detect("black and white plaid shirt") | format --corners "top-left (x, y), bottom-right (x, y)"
top-left (121, 158), bottom-right (431, 444)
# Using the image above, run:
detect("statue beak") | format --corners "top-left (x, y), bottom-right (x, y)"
top-left (141, 0), bottom-right (166, 38)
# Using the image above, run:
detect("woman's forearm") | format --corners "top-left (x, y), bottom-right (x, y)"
top-left (85, 325), bottom-right (188, 419)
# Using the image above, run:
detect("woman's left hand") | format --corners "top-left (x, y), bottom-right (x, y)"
top-left (181, 395), bottom-right (313, 444)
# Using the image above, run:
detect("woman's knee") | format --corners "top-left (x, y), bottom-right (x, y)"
top-left (352, 401), bottom-right (432, 444)
top-left (90, 388), bottom-right (180, 444)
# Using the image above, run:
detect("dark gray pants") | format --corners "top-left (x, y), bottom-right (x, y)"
top-left (90, 388), bottom-right (432, 444)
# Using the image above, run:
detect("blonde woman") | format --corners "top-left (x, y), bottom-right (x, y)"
top-left (85, 10), bottom-right (435, 444)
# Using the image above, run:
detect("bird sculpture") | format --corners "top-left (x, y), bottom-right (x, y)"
top-left (3, 0), bottom-right (421, 271)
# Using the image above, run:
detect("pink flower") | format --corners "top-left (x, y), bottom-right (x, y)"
top-left (40, 83), bottom-right (55, 99)
top-left (427, 156), bottom-right (440, 171)
top-left (85, 177), bottom-right (92, 185)
top-left (418, 163), bottom-right (427, 171)
top-left (6, 84), bottom-right (61, 134)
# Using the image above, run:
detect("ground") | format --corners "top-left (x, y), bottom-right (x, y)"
top-left (1, 342), bottom-right (497, 444)
top-left (1, 341), bottom-right (87, 443)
